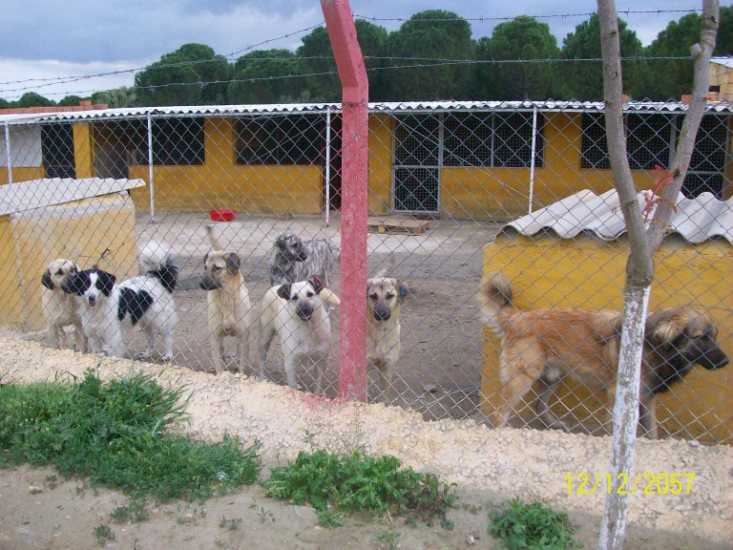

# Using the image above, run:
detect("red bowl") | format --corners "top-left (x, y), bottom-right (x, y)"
top-left (209, 209), bottom-right (234, 222)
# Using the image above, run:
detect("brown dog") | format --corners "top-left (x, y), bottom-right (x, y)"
top-left (41, 258), bottom-right (87, 353)
top-left (366, 275), bottom-right (407, 403)
top-left (478, 272), bottom-right (729, 437)
top-left (200, 225), bottom-right (252, 374)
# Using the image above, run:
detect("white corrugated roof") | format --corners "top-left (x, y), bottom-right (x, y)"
top-left (711, 56), bottom-right (733, 69)
top-left (0, 178), bottom-right (145, 216)
top-left (1, 99), bottom-right (731, 124)
top-left (501, 189), bottom-right (733, 244)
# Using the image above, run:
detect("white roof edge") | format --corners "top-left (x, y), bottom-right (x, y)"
top-left (0, 178), bottom-right (145, 216)
top-left (2, 99), bottom-right (732, 124)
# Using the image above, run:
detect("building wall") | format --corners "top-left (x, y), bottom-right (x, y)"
top-left (0, 193), bottom-right (138, 332)
top-left (709, 61), bottom-right (733, 101)
top-left (441, 112), bottom-right (662, 221)
top-left (368, 114), bottom-right (394, 215)
top-left (481, 234), bottom-right (733, 444)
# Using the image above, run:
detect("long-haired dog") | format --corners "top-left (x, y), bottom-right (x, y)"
top-left (41, 258), bottom-right (87, 353)
top-left (201, 225), bottom-right (252, 374)
top-left (268, 232), bottom-right (340, 288)
top-left (478, 272), bottom-right (728, 438)
top-left (63, 248), bottom-right (179, 360)
top-left (366, 271), bottom-right (408, 403)
top-left (258, 277), bottom-right (340, 392)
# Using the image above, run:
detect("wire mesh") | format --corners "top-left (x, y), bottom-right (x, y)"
top-left (0, 103), bottom-right (730, 444)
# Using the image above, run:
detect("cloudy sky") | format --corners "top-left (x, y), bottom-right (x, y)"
top-left (0, 0), bottom-right (708, 101)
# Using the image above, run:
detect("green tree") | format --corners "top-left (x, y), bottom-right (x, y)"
top-left (57, 95), bottom-right (85, 107)
top-left (91, 87), bottom-right (138, 108)
top-left (475, 16), bottom-right (565, 100)
top-left (0, 98), bottom-right (10, 109)
top-left (561, 13), bottom-right (647, 100)
top-left (134, 43), bottom-right (230, 106)
top-left (228, 49), bottom-right (301, 103)
top-left (15, 92), bottom-right (54, 108)
top-left (643, 6), bottom-right (733, 100)
top-left (384, 10), bottom-right (474, 101)
top-left (296, 20), bottom-right (389, 101)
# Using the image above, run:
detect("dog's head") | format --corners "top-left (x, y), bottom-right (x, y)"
top-left (200, 250), bottom-right (241, 290)
top-left (366, 277), bottom-right (407, 322)
top-left (645, 307), bottom-right (729, 393)
top-left (62, 269), bottom-right (116, 308)
top-left (274, 233), bottom-right (308, 264)
top-left (276, 277), bottom-right (324, 321)
top-left (42, 259), bottom-right (79, 290)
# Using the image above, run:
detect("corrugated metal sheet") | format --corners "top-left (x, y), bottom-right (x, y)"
top-left (711, 56), bottom-right (733, 69)
top-left (501, 189), bottom-right (733, 244)
top-left (1, 99), bottom-right (731, 124)
top-left (0, 178), bottom-right (145, 216)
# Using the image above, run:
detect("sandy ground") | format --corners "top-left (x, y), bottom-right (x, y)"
top-left (0, 337), bottom-right (731, 549)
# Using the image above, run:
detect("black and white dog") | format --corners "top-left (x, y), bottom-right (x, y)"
top-left (63, 245), bottom-right (178, 360)
top-left (268, 232), bottom-right (340, 288)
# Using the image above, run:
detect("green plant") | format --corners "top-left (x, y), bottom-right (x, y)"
top-left (111, 497), bottom-right (149, 523)
top-left (317, 509), bottom-right (345, 528)
top-left (263, 449), bottom-right (456, 523)
top-left (93, 524), bottom-right (115, 546)
top-left (376, 529), bottom-right (400, 550)
top-left (0, 371), bottom-right (260, 502)
top-left (488, 498), bottom-right (582, 550)
top-left (218, 516), bottom-right (242, 531)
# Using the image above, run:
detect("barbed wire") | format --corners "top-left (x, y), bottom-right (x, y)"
top-left (2, 54), bottom-right (698, 100)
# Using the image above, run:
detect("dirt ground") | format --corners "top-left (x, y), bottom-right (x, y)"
top-left (0, 338), bottom-right (731, 550)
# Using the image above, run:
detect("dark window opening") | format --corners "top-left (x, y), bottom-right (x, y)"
top-left (41, 123), bottom-right (75, 178)
top-left (235, 115), bottom-right (324, 165)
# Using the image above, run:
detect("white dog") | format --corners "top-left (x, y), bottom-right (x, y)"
top-left (41, 258), bottom-right (87, 352)
top-left (258, 277), bottom-right (339, 392)
top-left (63, 247), bottom-right (178, 360)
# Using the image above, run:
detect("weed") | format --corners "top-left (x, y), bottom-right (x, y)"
top-left (93, 524), bottom-right (115, 546)
top-left (0, 370), bottom-right (260, 502)
top-left (257, 506), bottom-right (274, 524)
top-left (110, 497), bottom-right (149, 523)
top-left (488, 498), bottom-right (582, 550)
top-left (376, 529), bottom-right (400, 550)
top-left (263, 449), bottom-right (456, 523)
top-left (44, 474), bottom-right (58, 490)
top-left (317, 509), bottom-right (345, 528)
top-left (218, 516), bottom-right (242, 531)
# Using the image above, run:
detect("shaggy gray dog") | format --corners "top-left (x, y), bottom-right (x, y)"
top-left (268, 232), bottom-right (340, 287)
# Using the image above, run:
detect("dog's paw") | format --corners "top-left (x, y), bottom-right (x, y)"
top-left (134, 351), bottom-right (152, 361)
top-left (160, 353), bottom-right (174, 362)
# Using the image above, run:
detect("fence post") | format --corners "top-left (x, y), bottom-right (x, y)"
top-left (320, 0), bottom-right (369, 401)
top-left (147, 112), bottom-right (155, 221)
top-left (4, 123), bottom-right (12, 184)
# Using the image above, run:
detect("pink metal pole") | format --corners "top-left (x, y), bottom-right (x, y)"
top-left (320, 0), bottom-right (369, 401)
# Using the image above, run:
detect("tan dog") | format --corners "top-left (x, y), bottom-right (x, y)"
top-left (478, 272), bottom-right (729, 438)
top-left (366, 274), bottom-right (407, 403)
top-left (41, 258), bottom-right (87, 353)
top-left (200, 225), bottom-right (252, 374)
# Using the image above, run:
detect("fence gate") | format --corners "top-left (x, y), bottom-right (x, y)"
top-left (393, 114), bottom-right (440, 213)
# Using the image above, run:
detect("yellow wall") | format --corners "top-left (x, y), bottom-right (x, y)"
top-left (0, 193), bottom-right (138, 332)
top-left (368, 114), bottom-right (393, 215)
top-left (0, 167), bottom-right (45, 185)
top-left (481, 234), bottom-right (733, 444)
top-left (73, 122), bottom-right (94, 178)
top-left (441, 112), bottom-right (662, 221)
top-left (126, 118), bottom-right (323, 214)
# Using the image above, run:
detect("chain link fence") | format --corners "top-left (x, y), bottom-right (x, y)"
top-left (1, 101), bottom-right (731, 444)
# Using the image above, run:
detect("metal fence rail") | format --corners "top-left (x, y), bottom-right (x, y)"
top-left (1, 101), bottom-right (731, 444)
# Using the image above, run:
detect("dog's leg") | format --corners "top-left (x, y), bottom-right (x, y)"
top-left (135, 324), bottom-right (156, 361)
top-left (106, 329), bottom-right (126, 359)
top-left (211, 331), bottom-right (225, 375)
top-left (314, 358), bottom-right (326, 395)
top-left (161, 329), bottom-right (174, 362)
top-left (258, 326), bottom-right (275, 381)
top-left (74, 323), bottom-right (88, 354)
top-left (537, 368), bottom-right (568, 430)
top-left (284, 356), bottom-right (299, 390)
top-left (493, 370), bottom-right (538, 429)
top-left (236, 327), bottom-right (249, 374)
top-left (639, 395), bottom-right (659, 439)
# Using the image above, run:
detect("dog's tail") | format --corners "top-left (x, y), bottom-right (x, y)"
top-left (206, 224), bottom-right (224, 250)
top-left (139, 241), bottom-right (179, 293)
top-left (477, 271), bottom-right (516, 336)
top-left (320, 288), bottom-right (341, 307)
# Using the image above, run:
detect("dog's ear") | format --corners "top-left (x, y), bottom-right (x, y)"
top-left (277, 283), bottom-right (292, 301)
top-left (309, 276), bottom-right (324, 294)
top-left (41, 269), bottom-right (54, 289)
top-left (98, 271), bottom-right (117, 296)
top-left (225, 253), bottom-right (241, 275)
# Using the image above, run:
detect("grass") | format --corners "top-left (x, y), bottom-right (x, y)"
top-left (0, 370), bottom-right (260, 502)
top-left (488, 498), bottom-right (583, 550)
top-left (262, 448), bottom-right (456, 526)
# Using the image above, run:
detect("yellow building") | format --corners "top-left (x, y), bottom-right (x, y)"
top-left (480, 190), bottom-right (733, 444)
top-left (2, 101), bottom-right (731, 221)
top-left (0, 178), bottom-right (142, 331)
